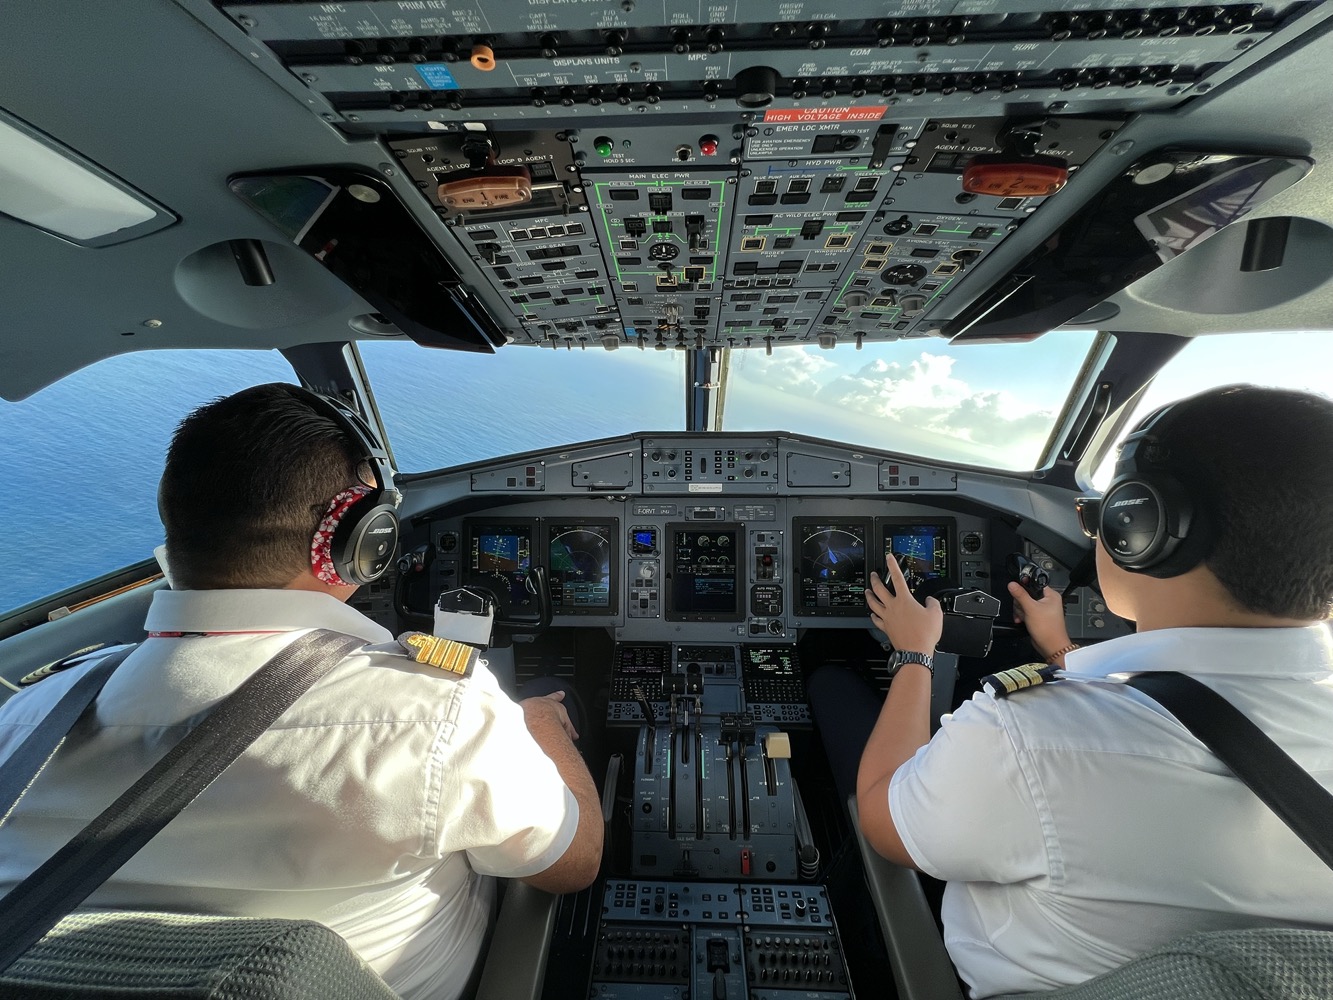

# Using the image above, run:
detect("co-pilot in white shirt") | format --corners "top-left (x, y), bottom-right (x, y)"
top-left (890, 625), bottom-right (1333, 998)
top-left (0, 589), bottom-right (579, 1000)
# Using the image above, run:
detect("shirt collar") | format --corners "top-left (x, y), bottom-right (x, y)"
top-left (1062, 623), bottom-right (1333, 680)
top-left (144, 589), bottom-right (393, 644)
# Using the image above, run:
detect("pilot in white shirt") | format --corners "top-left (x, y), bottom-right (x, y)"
top-left (853, 385), bottom-right (1333, 997)
top-left (0, 589), bottom-right (579, 1000)
top-left (0, 383), bottom-right (602, 1000)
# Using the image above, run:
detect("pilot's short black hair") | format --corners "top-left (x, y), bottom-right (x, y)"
top-left (1158, 385), bottom-right (1333, 619)
top-left (159, 383), bottom-right (362, 590)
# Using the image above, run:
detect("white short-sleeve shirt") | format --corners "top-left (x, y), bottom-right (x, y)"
top-left (889, 625), bottom-right (1333, 998)
top-left (0, 589), bottom-right (580, 1000)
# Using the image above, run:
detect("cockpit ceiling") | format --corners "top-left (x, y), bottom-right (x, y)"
top-left (3, 2), bottom-right (1333, 397)
top-left (196, 0), bottom-right (1322, 353)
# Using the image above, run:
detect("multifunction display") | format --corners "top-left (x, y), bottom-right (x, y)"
top-left (547, 520), bottom-right (617, 614)
top-left (794, 518), bottom-right (869, 617)
top-left (465, 521), bottom-right (534, 609)
top-left (666, 523), bottom-right (744, 622)
top-left (882, 520), bottom-right (953, 596)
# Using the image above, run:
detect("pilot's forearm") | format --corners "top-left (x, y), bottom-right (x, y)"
top-left (520, 702), bottom-right (604, 892)
top-left (855, 663), bottom-right (932, 867)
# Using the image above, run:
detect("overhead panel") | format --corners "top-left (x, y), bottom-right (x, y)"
top-left (184, 0), bottom-right (1322, 350)
top-left (222, 2), bottom-right (1306, 127)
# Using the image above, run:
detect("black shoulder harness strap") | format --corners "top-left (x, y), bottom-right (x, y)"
top-left (1125, 671), bottom-right (1333, 872)
top-left (0, 628), bottom-right (365, 975)
top-left (0, 644), bottom-right (139, 828)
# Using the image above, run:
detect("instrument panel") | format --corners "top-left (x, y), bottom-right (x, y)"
top-left (419, 432), bottom-right (1126, 643)
top-left (436, 501), bottom-right (988, 642)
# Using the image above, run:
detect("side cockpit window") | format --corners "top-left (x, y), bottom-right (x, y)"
top-left (3, 350), bottom-right (295, 616)
top-left (1088, 331), bottom-right (1333, 489)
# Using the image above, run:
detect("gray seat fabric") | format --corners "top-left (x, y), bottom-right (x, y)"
top-left (1007, 928), bottom-right (1333, 1000)
top-left (0, 910), bottom-right (401, 1000)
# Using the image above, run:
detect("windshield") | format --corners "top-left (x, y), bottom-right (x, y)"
top-left (364, 334), bottom-right (1097, 473)
top-left (360, 342), bottom-right (686, 472)
top-left (721, 333), bottom-right (1099, 471)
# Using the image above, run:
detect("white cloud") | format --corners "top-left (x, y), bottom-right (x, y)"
top-left (730, 346), bottom-right (837, 397)
top-left (728, 349), bottom-right (1059, 468)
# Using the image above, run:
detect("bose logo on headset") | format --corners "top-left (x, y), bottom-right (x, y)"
top-left (1110, 498), bottom-right (1150, 508)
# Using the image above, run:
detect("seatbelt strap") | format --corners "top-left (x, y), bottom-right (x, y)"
top-left (1126, 671), bottom-right (1333, 871)
top-left (0, 628), bottom-right (365, 974)
top-left (0, 644), bottom-right (138, 828)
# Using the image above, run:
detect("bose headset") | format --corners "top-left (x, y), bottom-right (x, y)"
top-left (286, 385), bottom-right (402, 588)
top-left (1095, 397), bottom-right (1214, 579)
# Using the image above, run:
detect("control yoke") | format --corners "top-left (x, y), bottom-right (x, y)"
top-left (452, 566), bottom-right (554, 641)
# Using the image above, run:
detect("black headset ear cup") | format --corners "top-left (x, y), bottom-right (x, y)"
top-left (1100, 472), bottom-right (1208, 578)
top-left (330, 496), bottom-right (400, 587)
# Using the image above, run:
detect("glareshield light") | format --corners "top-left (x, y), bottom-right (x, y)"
top-left (0, 111), bottom-right (175, 246)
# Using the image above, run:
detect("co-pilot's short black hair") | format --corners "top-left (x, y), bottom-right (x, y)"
top-left (1159, 385), bottom-right (1333, 620)
top-left (158, 383), bottom-right (361, 590)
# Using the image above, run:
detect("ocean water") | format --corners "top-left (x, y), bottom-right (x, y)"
top-left (1, 344), bottom-right (684, 615)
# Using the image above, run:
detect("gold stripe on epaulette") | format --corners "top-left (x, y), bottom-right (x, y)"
top-left (981, 662), bottom-right (1059, 698)
top-left (19, 644), bottom-right (110, 686)
top-left (400, 633), bottom-right (475, 678)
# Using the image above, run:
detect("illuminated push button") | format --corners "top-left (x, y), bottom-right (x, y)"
top-left (594, 136), bottom-right (614, 157)
top-left (699, 134), bottom-right (720, 156)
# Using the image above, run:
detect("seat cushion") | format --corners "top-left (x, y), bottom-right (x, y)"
top-left (1006, 928), bottom-right (1333, 1000)
top-left (0, 910), bottom-right (401, 999)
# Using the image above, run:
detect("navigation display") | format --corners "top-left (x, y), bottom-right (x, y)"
top-left (666, 523), bottom-right (744, 622)
top-left (547, 520), bottom-right (617, 614)
top-left (465, 521), bottom-right (534, 609)
top-left (794, 518), bottom-right (870, 616)
top-left (880, 520), bottom-right (953, 597)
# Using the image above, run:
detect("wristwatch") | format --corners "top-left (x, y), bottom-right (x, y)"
top-left (885, 649), bottom-right (935, 677)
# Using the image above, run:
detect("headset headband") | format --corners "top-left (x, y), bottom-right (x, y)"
top-left (285, 384), bottom-right (401, 587)
top-left (1113, 399), bottom-right (1183, 480)
top-left (283, 384), bottom-right (400, 508)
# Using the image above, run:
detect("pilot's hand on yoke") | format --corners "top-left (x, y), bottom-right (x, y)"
top-left (521, 690), bottom-right (580, 742)
top-left (868, 557), bottom-right (944, 654)
top-left (1007, 582), bottom-right (1074, 662)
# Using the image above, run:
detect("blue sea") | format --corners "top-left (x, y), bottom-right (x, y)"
top-left (1, 343), bottom-right (684, 615)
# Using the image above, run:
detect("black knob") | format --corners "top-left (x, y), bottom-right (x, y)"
top-left (734, 66), bottom-right (779, 108)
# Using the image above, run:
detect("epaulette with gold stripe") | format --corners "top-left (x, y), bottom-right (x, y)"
top-left (980, 663), bottom-right (1061, 699)
top-left (19, 644), bottom-right (112, 686)
top-left (397, 632), bottom-right (477, 679)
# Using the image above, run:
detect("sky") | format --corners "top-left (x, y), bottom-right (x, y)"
top-left (5, 330), bottom-right (1333, 613)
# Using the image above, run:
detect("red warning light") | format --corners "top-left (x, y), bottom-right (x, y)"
top-left (699, 134), bottom-right (720, 156)
top-left (961, 159), bottom-right (1069, 198)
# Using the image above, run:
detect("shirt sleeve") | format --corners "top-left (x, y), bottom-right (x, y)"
top-left (889, 692), bottom-right (1049, 884)
top-left (433, 663), bottom-right (580, 879)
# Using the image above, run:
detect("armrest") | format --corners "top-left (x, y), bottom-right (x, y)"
top-left (474, 755), bottom-right (622, 1000)
top-left (848, 796), bottom-right (965, 1000)
top-left (473, 881), bottom-right (559, 1000)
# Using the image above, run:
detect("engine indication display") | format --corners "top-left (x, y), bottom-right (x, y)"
top-left (666, 523), bottom-right (744, 622)
top-left (794, 518), bottom-right (869, 616)
top-left (881, 520), bottom-right (954, 596)
top-left (548, 520), bottom-right (617, 614)
top-left (466, 521), bottom-right (534, 609)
